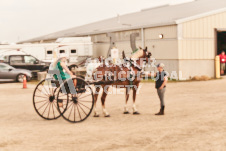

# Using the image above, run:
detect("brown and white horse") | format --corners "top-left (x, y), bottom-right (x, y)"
top-left (93, 47), bottom-right (152, 117)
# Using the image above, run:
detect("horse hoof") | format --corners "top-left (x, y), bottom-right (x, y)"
top-left (105, 115), bottom-right (110, 117)
top-left (133, 111), bottom-right (140, 115)
top-left (94, 114), bottom-right (99, 117)
top-left (123, 111), bottom-right (130, 114)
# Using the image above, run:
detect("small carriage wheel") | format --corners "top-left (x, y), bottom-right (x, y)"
top-left (57, 77), bottom-right (94, 123)
top-left (33, 78), bottom-right (62, 120)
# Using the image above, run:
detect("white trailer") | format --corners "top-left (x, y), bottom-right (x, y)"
top-left (0, 37), bottom-right (93, 64)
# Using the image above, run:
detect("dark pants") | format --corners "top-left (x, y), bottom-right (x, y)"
top-left (157, 87), bottom-right (166, 108)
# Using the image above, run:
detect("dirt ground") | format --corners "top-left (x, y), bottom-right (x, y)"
top-left (0, 77), bottom-right (226, 151)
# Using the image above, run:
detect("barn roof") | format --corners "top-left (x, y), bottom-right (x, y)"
top-left (19, 0), bottom-right (226, 43)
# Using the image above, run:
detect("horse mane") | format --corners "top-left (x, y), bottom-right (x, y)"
top-left (131, 49), bottom-right (144, 60)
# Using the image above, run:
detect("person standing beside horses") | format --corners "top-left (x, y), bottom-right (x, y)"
top-left (155, 63), bottom-right (168, 115)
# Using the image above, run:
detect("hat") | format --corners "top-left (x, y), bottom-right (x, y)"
top-left (58, 53), bottom-right (69, 59)
top-left (157, 63), bottom-right (165, 68)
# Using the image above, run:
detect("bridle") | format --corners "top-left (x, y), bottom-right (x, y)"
top-left (127, 50), bottom-right (152, 71)
top-left (144, 51), bottom-right (152, 63)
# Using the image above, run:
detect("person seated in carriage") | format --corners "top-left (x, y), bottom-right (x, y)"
top-left (52, 53), bottom-right (77, 106)
top-left (52, 54), bottom-right (76, 80)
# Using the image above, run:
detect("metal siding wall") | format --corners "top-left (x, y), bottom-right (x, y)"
top-left (91, 29), bottom-right (142, 58)
top-left (116, 40), bottom-right (142, 56)
top-left (182, 13), bottom-right (225, 38)
top-left (92, 43), bottom-right (108, 57)
top-left (179, 11), bottom-right (226, 59)
top-left (179, 60), bottom-right (215, 79)
top-left (92, 40), bottom-right (143, 58)
top-left (145, 25), bottom-right (177, 40)
top-left (144, 25), bottom-right (178, 59)
top-left (91, 29), bottom-right (141, 43)
top-left (179, 39), bottom-right (214, 59)
top-left (145, 40), bottom-right (178, 59)
top-left (154, 59), bottom-right (179, 78)
top-left (91, 34), bottom-right (110, 43)
top-left (115, 29), bottom-right (141, 41)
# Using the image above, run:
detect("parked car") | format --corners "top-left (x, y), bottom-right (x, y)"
top-left (0, 63), bottom-right (32, 82)
top-left (2, 54), bottom-right (50, 78)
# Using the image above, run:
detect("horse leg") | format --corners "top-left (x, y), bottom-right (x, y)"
top-left (93, 86), bottom-right (100, 117)
top-left (101, 85), bottom-right (110, 117)
top-left (124, 87), bottom-right (130, 114)
top-left (132, 86), bottom-right (140, 114)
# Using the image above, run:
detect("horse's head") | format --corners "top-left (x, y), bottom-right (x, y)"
top-left (130, 47), bottom-right (152, 68)
top-left (142, 47), bottom-right (152, 63)
top-left (135, 47), bottom-right (152, 63)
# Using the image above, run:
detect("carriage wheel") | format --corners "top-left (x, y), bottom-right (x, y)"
top-left (57, 78), bottom-right (94, 123)
top-left (33, 78), bottom-right (66, 120)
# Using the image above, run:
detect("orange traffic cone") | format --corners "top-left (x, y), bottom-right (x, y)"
top-left (23, 75), bottom-right (27, 89)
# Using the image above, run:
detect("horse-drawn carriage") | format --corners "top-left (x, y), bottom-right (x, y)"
top-left (32, 47), bottom-right (152, 123)
top-left (33, 77), bottom-right (94, 123)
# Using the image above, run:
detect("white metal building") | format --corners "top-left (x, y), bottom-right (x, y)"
top-left (18, 0), bottom-right (226, 79)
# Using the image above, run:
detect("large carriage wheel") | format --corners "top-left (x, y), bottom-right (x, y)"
top-left (33, 78), bottom-right (67, 120)
top-left (57, 77), bottom-right (94, 123)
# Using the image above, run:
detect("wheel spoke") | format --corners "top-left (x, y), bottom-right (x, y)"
top-left (36, 88), bottom-right (49, 97)
top-left (35, 95), bottom-right (49, 99)
top-left (53, 101), bottom-right (60, 114)
top-left (33, 79), bottom-right (65, 120)
top-left (47, 80), bottom-right (54, 95)
top-left (65, 101), bottom-right (73, 112)
top-left (45, 80), bottom-right (52, 94)
top-left (37, 101), bottom-right (49, 110)
top-left (78, 103), bottom-right (87, 116)
top-left (35, 100), bottom-right (48, 104)
top-left (78, 102), bottom-right (91, 110)
top-left (78, 94), bottom-right (91, 100)
top-left (79, 100), bottom-right (92, 103)
top-left (68, 102), bottom-right (74, 119)
top-left (41, 83), bottom-right (50, 96)
top-left (47, 102), bottom-right (51, 118)
top-left (53, 100), bottom-right (57, 108)
top-left (74, 104), bottom-right (76, 122)
top-left (76, 104), bottom-right (82, 121)
top-left (52, 103), bottom-right (56, 118)
top-left (77, 93), bottom-right (83, 98)
top-left (47, 78), bottom-right (94, 122)
top-left (42, 102), bottom-right (50, 115)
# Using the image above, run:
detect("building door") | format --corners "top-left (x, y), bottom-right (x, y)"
top-left (217, 31), bottom-right (226, 55)
top-left (216, 29), bottom-right (226, 75)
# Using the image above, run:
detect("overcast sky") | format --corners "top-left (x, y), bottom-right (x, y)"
top-left (0, 0), bottom-right (193, 43)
